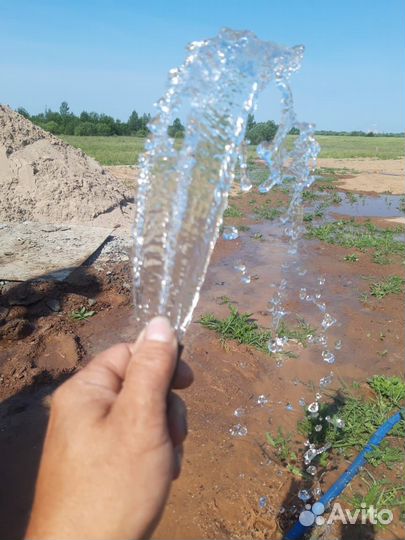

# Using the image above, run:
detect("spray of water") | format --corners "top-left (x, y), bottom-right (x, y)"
top-left (132, 28), bottom-right (319, 338)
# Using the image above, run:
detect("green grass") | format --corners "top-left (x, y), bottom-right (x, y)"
top-left (62, 135), bottom-right (146, 165)
top-left (254, 206), bottom-right (283, 220)
top-left (369, 275), bottom-right (404, 299)
top-left (200, 305), bottom-right (315, 355)
top-left (344, 254), bottom-right (360, 262)
top-left (306, 219), bottom-right (405, 264)
top-left (70, 306), bottom-right (96, 321)
top-left (298, 376), bottom-right (405, 466)
top-left (223, 205), bottom-right (243, 218)
top-left (199, 306), bottom-right (272, 353)
top-left (61, 134), bottom-right (404, 166)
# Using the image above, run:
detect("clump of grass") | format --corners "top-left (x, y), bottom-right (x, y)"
top-left (223, 205), bottom-right (243, 218)
top-left (199, 306), bottom-right (272, 353)
top-left (344, 253), bottom-right (359, 262)
top-left (237, 225), bottom-right (250, 232)
top-left (369, 275), bottom-right (404, 298)
top-left (345, 479), bottom-right (405, 519)
top-left (306, 219), bottom-right (405, 264)
top-left (266, 428), bottom-right (302, 477)
top-left (277, 319), bottom-right (316, 347)
top-left (200, 306), bottom-right (316, 355)
top-left (298, 376), bottom-right (405, 467)
top-left (254, 206), bottom-right (283, 220)
top-left (302, 190), bottom-right (320, 201)
top-left (71, 306), bottom-right (96, 321)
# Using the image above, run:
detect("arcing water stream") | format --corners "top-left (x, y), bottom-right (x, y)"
top-left (133, 27), bottom-right (342, 517)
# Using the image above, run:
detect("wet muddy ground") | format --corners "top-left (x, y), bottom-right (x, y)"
top-left (0, 161), bottom-right (404, 539)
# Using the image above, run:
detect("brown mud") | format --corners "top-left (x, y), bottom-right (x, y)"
top-left (0, 166), bottom-right (404, 540)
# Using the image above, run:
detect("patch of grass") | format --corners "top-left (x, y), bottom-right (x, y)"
top-left (266, 428), bottom-right (301, 477)
top-left (302, 190), bottom-right (320, 201)
top-left (200, 307), bottom-right (316, 357)
top-left (237, 225), bottom-right (250, 232)
top-left (369, 275), bottom-right (404, 298)
top-left (223, 205), bottom-right (243, 218)
top-left (345, 478), bottom-right (405, 519)
top-left (298, 376), bottom-right (405, 467)
top-left (71, 306), bottom-right (96, 321)
top-left (62, 135), bottom-right (405, 167)
top-left (344, 254), bottom-right (359, 262)
top-left (306, 219), bottom-right (405, 264)
top-left (199, 306), bottom-right (272, 354)
top-left (254, 206), bottom-right (283, 220)
top-left (62, 135), bottom-right (146, 165)
top-left (277, 319), bottom-right (316, 347)
top-left (345, 192), bottom-right (358, 204)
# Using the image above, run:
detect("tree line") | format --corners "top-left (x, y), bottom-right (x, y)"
top-left (16, 104), bottom-right (403, 141)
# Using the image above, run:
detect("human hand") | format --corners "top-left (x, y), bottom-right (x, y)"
top-left (26, 316), bottom-right (193, 540)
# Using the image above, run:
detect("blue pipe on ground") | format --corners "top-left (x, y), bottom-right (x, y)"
top-left (283, 409), bottom-right (404, 540)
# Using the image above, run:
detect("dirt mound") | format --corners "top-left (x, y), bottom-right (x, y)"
top-left (0, 105), bottom-right (133, 225)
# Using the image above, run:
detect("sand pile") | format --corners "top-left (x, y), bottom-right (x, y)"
top-left (0, 105), bottom-right (134, 225)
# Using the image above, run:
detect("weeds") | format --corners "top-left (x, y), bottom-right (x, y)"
top-left (254, 206), bottom-right (283, 221)
top-left (200, 306), bottom-right (315, 354)
top-left (306, 219), bottom-right (405, 264)
top-left (298, 376), bottom-right (405, 466)
top-left (266, 428), bottom-right (302, 477)
top-left (224, 205), bottom-right (243, 218)
top-left (344, 254), bottom-right (359, 262)
top-left (199, 306), bottom-right (271, 353)
top-left (71, 306), bottom-right (96, 321)
top-left (369, 275), bottom-right (404, 298)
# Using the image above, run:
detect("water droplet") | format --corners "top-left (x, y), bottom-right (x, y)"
top-left (335, 418), bottom-right (345, 429)
top-left (319, 374), bottom-right (333, 387)
top-left (307, 401), bottom-right (319, 414)
top-left (321, 313), bottom-right (337, 330)
top-left (234, 262), bottom-right (246, 273)
top-left (313, 487), bottom-right (323, 497)
top-left (234, 407), bottom-right (246, 417)
top-left (317, 334), bottom-right (327, 346)
top-left (223, 226), bottom-right (239, 240)
top-left (306, 465), bottom-right (317, 476)
top-left (256, 394), bottom-right (269, 406)
top-left (315, 424), bottom-right (322, 432)
top-left (316, 302), bottom-right (326, 313)
top-left (299, 398), bottom-right (306, 407)
top-left (240, 173), bottom-right (253, 193)
top-left (258, 496), bottom-right (268, 509)
top-left (286, 402), bottom-right (294, 411)
top-left (315, 392), bottom-right (322, 400)
top-left (241, 274), bottom-right (251, 284)
top-left (322, 351), bottom-right (335, 364)
top-left (325, 415), bottom-right (331, 423)
top-left (304, 448), bottom-right (317, 464)
top-left (298, 489), bottom-right (311, 502)
top-left (229, 424), bottom-right (248, 437)
top-left (318, 276), bottom-right (326, 286)
top-left (334, 339), bottom-right (342, 350)
top-left (299, 288), bottom-right (307, 300)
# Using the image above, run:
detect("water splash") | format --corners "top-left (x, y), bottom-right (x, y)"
top-left (132, 28), bottom-right (318, 337)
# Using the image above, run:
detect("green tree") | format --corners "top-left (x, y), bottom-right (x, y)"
top-left (246, 120), bottom-right (278, 144)
top-left (168, 117), bottom-right (185, 138)
top-left (59, 101), bottom-right (70, 117)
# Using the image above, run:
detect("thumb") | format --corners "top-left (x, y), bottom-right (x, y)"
top-left (114, 317), bottom-right (178, 420)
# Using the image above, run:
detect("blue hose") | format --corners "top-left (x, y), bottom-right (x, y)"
top-left (283, 409), bottom-right (404, 540)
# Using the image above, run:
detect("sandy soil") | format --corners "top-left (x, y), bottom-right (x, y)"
top-left (317, 158), bottom-right (404, 195)
top-left (0, 181), bottom-right (403, 539)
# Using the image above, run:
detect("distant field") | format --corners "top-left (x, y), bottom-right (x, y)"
top-left (62, 135), bottom-right (404, 165)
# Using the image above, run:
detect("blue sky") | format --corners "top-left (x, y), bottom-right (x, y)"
top-left (1, 0), bottom-right (404, 131)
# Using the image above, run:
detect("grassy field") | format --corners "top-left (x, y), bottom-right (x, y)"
top-left (62, 135), bottom-right (404, 165)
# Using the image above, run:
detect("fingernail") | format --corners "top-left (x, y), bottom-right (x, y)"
top-left (145, 316), bottom-right (173, 343)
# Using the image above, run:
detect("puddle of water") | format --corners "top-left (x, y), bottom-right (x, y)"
top-left (329, 193), bottom-right (403, 218)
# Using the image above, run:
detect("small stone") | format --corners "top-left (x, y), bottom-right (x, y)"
top-left (46, 298), bottom-right (61, 312)
top-left (87, 298), bottom-right (97, 307)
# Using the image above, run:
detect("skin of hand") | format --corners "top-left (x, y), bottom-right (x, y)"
top-left (25, 316), bottom-right (193, 540)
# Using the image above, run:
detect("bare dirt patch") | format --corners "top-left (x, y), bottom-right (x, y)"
top-left (318, 158), bottom-right (404, 195)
